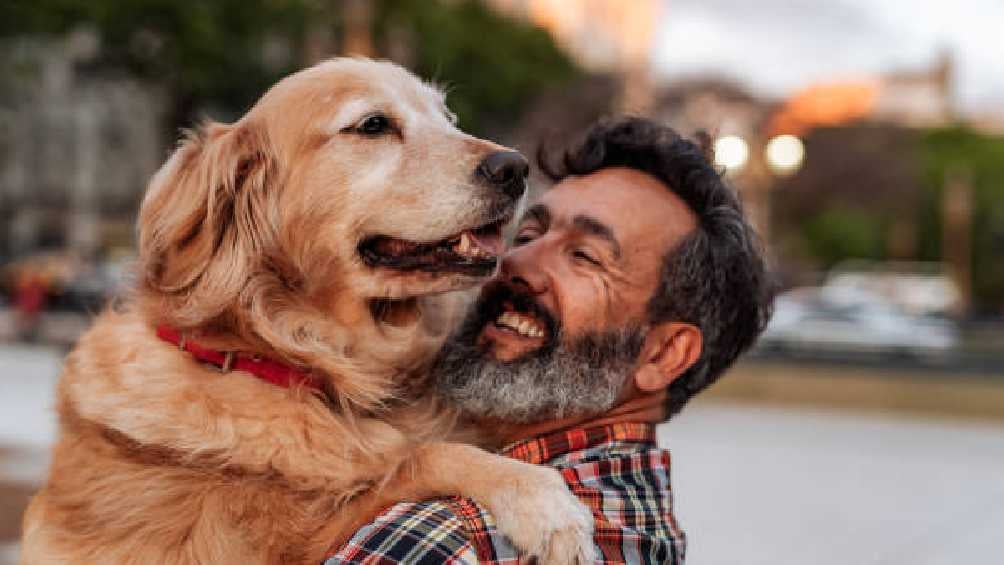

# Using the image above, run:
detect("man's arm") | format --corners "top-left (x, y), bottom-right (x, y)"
top-left (315, 441), bottom-right (594, 564)
top-left (324, 500), bottom-right (481, 564)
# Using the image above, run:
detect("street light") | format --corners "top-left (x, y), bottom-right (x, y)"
top-left (765, 134), bottom-right (805, 175)
top-left (714, 135), bottom-right (749, 173)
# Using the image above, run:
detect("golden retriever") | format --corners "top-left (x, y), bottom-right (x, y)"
top-left (20, 58), bottom-right (594, 564)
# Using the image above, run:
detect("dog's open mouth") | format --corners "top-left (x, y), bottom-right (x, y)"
top-left (359, 217), bottom-right (508, 276)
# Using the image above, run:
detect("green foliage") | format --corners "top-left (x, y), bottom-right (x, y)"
top-left (1, 0), bottom-right (578, 134)
top-left (801, 208), bottom-right (886, 267)
top-left (374, 0), bottom-right (579, 135)
top-left (1, 0), bottom-right (320, 123)
top-left (918, 127), bottom-right (1004, 313)
top-left (770, 124), bottom-right (914, 270)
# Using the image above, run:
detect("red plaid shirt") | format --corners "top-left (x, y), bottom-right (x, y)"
top-left (326, 423), bottom-right (686, 564)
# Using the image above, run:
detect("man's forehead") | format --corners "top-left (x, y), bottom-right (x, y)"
top-left (533, 168), bottom-right (697, 241)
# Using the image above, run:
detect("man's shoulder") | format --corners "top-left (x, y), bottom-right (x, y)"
top-left (326, 425), bottom-right (685, 564)
top-left (324, 497), bottom-right (519, 565)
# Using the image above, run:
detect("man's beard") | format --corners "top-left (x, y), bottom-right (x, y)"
top-left (432, 283), bottom-right (646, 424)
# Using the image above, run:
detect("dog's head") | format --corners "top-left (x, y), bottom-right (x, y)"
top-left (137, 59), bottom-right (526, 403)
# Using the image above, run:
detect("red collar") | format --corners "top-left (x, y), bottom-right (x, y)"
top-left (155, 325), bottom-right (321, 392)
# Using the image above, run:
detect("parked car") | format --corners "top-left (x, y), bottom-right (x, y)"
top-left (759, 288), bottom-right (959, 361)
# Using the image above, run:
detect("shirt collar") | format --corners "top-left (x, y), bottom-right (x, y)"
top-left (501, 422), bottom-right (657, 465)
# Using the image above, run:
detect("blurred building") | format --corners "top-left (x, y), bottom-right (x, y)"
top-left (652, 79), bottom-right (770, 142)
top-left (873, 51), bottom-right (954, 127)
top-left (0, 29), bottom-right (166, 260)
top-left (769, 52), bottom-right (956, 136)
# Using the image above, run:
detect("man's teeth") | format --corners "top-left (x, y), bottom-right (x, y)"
top-left (453, 232), bottom-right (491, 259)
top-left (496, 311), bottom-right (545, 338)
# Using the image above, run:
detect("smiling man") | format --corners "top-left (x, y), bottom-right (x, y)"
top-left (327, 117), bottom-right (773, 564)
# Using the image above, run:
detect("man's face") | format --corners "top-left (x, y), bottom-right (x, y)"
top-left (433, 167), bottom-right (698, 423)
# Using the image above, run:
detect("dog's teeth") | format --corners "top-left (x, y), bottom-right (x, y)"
top-left (455, 232), bottom-right (476, 257)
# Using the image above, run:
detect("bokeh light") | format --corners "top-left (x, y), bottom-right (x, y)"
top-left (765, 134), bottom-right (806, 175)
top-left (714, 135), bottom-right (749, 172)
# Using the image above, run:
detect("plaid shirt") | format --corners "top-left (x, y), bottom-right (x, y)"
top-left (326, 423), bottom-right (686, 564)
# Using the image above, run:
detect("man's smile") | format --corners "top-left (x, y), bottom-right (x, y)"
top-left (494, 305), bottom-right (547, 338)
top-left (473, 288), bottom-right (558, 361)
top-left (481, 305), bottom-right (546, 349)
top-left (483, 307), bottom-right (548, 352)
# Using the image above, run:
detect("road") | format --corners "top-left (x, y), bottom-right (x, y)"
top-left (663, 403), bottom-right (1004, 564)
top-left (2, 344), bottom-right (1003, 564)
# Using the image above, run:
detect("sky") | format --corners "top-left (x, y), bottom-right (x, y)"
top-left (652, 0), bottom-right (1004, 116)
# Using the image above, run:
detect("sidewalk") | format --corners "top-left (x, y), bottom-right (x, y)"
top-left (663, 401), bottom-right (1004, 565)
top-left (0, 344), bottom-right (60, 565)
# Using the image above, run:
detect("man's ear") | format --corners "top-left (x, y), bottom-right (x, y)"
top-left (633, 322), bottom-right (702, 392)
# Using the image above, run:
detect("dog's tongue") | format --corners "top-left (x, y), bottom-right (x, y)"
top-left (468, 230), bottom-right (504, 257)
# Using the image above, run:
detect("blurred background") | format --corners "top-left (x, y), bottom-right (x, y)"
top-left (1, 0), bottom-right (1002, 563)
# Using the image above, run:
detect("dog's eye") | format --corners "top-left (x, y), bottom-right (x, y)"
top-left (356, 114), bottom-right (392, 136)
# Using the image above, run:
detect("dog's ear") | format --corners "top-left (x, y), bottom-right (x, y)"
top-left (138, 120), bottom-right (279, 327)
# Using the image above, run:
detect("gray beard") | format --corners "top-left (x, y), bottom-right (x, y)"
top-left (432, 328), bottom-right (646, 424)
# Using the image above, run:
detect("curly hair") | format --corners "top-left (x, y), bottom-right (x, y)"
top-left (538, 116), bottom-right (774, 416)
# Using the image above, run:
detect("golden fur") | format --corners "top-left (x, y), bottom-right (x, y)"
top-left (21, 59), bottom-right (593, 564)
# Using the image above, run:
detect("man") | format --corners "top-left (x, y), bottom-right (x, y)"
top-left (327, 117), bottom-right (773, 564)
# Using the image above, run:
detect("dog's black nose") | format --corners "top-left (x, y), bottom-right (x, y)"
top-left (478, 150), bottom-right (529, 199)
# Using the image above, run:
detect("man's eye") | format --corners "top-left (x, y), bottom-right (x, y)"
top-left (513, 232), bottom-right (536, 246)
top-left (352, 114), bottom-right (393, 136)
top-left (572, 249), bottom-right (600, 266)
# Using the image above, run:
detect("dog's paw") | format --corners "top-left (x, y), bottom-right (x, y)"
top-left (486, 463), bottom-right (596, 565)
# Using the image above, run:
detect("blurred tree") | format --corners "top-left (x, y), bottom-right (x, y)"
top-left (1, 0), bottom-right (579, 137)
top-left (372, 0), bottom-right (579, 135)
top-left (918, 127), bottom-right (1004, 315)
top-left (1, 0), bottom-right (322, 127)
top-left (771, 124), bottom-right (920, 267)
top-left (801, 208), bottom-right (887, 265)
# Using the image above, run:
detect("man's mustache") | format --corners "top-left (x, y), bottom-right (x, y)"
top-left (475, 280), bottom-right (561, 348)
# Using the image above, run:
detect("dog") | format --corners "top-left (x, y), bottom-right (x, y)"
top-left (20, 59), bottom-right (594, 564)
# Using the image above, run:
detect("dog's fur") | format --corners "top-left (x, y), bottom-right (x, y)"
top-left (20, 59), bottom-right (593, 564)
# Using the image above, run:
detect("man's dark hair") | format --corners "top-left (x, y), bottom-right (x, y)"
top-left (538, 116), bottom-right (774, 417)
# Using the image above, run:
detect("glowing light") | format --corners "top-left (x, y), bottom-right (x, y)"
top-left (765, 135), bottom-right (806, 175)
top-left (714, 135), bottom-right (749, 172)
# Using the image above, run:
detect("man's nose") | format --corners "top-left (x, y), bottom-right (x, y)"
top-left (477, 150), bottom-right (528, 200)
top-left (500, 242), bottom-right (548, 296)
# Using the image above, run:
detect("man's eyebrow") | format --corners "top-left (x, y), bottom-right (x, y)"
top-left (520, 204), bottom-right (551, 229)
top-left (572, 215), bottom-right (621, 258)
